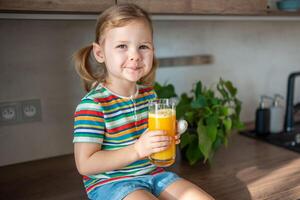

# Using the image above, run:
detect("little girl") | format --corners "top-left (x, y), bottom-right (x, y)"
top-left (73, 3), bottom-right (214, 200)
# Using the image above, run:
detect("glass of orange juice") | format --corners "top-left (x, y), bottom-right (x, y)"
top-left (148, 99), bottom-right (176, 167)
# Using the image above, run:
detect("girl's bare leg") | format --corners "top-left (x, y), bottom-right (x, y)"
top-left (159, 179), bottom-right (215, 200)
top-left (124, 189), bottom-right (159, 200)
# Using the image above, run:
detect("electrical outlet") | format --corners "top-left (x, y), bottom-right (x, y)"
top-left (0, 102), bottom-right (21, 125)
top-left (20, 99), bottom-right (42, 122)
top-left (2, 107), bottom-right (16, 120)
top-left (0, 99), bottom-right (42, 126)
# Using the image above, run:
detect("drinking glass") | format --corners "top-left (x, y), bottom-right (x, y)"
top-left (148, 99), bottom-right (176, 167)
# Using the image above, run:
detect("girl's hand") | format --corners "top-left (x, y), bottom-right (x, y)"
top-left (133, 130), bottom-right (171, 159)
top-left (174, 119), bottom-right (188, 145)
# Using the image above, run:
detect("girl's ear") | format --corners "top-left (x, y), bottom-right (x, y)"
top-left (92, 42), bottom-right (105, 63)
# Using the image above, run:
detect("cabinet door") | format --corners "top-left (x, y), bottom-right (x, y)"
top-left (0, 0), bottom-right (115, 13)
top-left (117, 0), bottom-right (268, 15)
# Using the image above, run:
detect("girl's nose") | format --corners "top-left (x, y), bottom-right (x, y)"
top-left (129, 49), bottom-right (141, 61)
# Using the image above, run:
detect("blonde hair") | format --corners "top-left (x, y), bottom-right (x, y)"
top-left (74, 3), bottom-right (158, 92)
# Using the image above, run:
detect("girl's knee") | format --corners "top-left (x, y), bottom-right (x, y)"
top-left (124, 189), bottom-right (158, 200)
top-left (160, 179), bottom-right (215, 200)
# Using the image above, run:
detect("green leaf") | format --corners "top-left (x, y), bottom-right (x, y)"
top-left (203, 107), bottom-right (212, 116)
top-left (217, 80), bottom-right (230, 100)
top-left (224, 80), bottom-right (237, 97)
top-left (186, 134), bottom-right (203, 165)
top-left (212, 132), bottom-right (223, 150)
top-left (178, 93), bottom-right (193, 105)
top-left (185, 111), bottom-right (196, 125)
top-left (207, 124), bottom-right (218, 143)
top-left (154, 82), bottom-right (162, 90)
top-left (223, 117), bottom-right (232, 134)
top-left (194, 81), bottom-right (202, 97)
top-left (177, 93), bottom-right (193, 119)
top-left (206, 90), bottom-right (215, 98)
top-left (180, 132), bottom-right (190, 149)
top-left (220, 106), bottom-right (229, 116)
top-left (206, 114), bottom-right (218, 126)
top-left (191, 95), bottom-right (206, 109)
top-left (210, 97), bottom-right (220, 106)
top-left (197, 120), bottom-right (214, 161)
top-left (154, 82), bottom-right (177, 98)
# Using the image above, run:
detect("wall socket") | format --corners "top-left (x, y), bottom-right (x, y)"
top-left (0, 102), bottom-right (21, 125)
top-left (21, 99), bottom-right (42, 123)
top-left (0, 99), bottom-right (42, 126)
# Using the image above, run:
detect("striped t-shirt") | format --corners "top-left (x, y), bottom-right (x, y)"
top-left (73, 84), bottom-right (164, 194)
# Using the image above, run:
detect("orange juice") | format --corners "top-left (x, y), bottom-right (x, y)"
top-left (148, 108), bottom-right (176, 167)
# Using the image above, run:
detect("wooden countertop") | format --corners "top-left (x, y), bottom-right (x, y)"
top-left (169, 133), bottom-right (300, 200)
top-left (0, 133), bottom-right (299, 199)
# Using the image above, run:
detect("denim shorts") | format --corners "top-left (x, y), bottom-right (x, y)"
top-left (87, 171), bottom-right (181, 200)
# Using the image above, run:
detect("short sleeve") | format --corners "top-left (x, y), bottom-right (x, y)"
top-left (153, 90), bottom-right (158, 100)
top-left (73, 98), bottom-right (105, 144)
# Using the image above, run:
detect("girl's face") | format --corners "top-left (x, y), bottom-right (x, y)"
top-left (94, 20), bottom-right (154, 85)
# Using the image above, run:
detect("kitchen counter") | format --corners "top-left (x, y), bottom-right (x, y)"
top-left (0, 133), bottom-right (300, 199)
top-left (169, 133), bottom-right (300, 200)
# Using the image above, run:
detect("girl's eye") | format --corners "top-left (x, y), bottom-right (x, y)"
top-left (139, 45), bottom-right (150, 50)
top-left (116, 44), bottom-right (127, 49)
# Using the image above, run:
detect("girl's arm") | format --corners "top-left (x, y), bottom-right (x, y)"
top-left (74, 142), bottom-right (138, 176)
top-left (74, 130), bottom-right (170, 176)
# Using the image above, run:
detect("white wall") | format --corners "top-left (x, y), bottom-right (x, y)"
top-left (154, 20), bottom-right (300, 122)
top-left (0, 18), bottom-right (299, 166)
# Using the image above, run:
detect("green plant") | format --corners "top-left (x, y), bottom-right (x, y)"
top-left (154, 79), bottom-right (244, 165)
top-left (154, 82), bottom-right (177, 98)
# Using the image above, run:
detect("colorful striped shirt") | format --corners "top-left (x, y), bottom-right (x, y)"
top-left (73, 84), bottom-right (164, 194)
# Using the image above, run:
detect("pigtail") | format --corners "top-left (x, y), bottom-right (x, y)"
top-left (74, 45), bottom-right (98, 92)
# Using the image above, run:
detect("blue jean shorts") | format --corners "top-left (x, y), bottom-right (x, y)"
top-left (87, 171), bottom-right (181, 200)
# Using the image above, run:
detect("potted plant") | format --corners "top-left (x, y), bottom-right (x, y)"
top-left (154, 78), bottom-right (244, 165)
